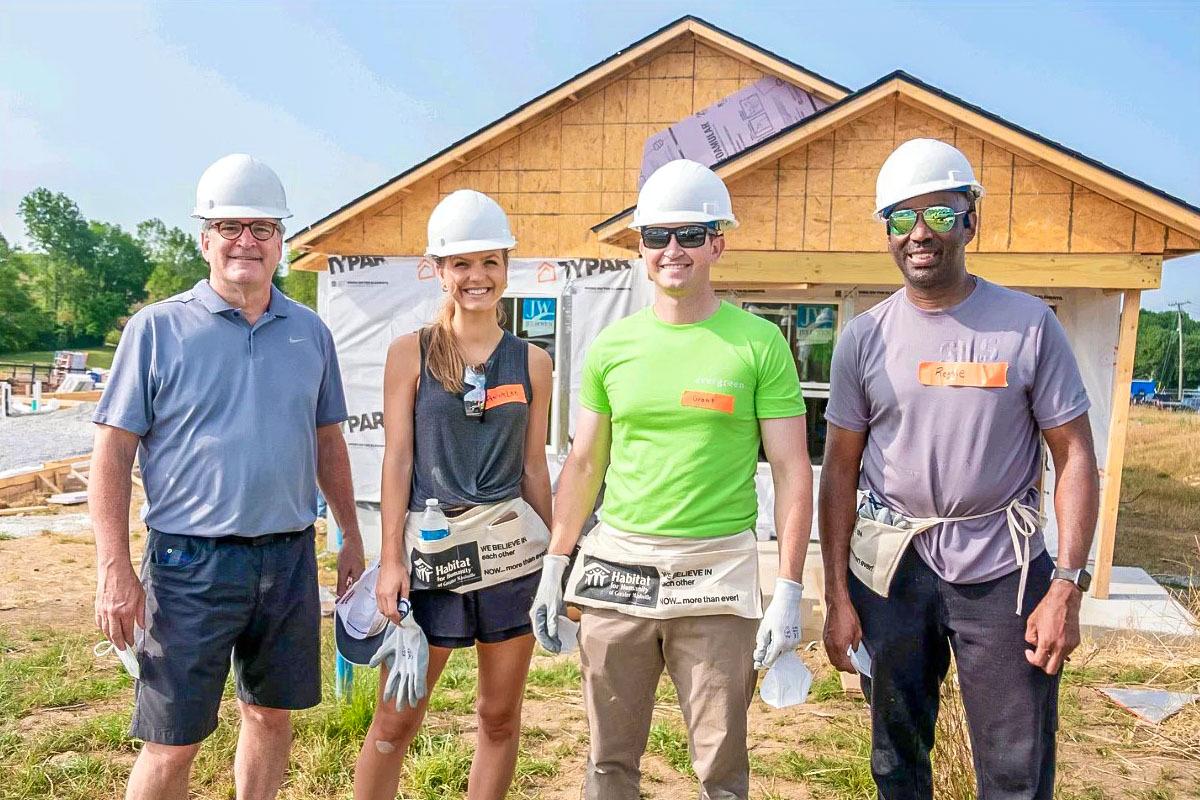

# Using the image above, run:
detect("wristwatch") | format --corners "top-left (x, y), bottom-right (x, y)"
top-left (1051, 566), bottom-right (1091, 592)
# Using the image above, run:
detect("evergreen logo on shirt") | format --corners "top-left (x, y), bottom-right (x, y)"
top-left (574, 555), bottom-right (659, 607)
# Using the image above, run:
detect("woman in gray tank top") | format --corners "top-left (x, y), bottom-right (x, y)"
top-left (354, 191), bottom-right (553, 800)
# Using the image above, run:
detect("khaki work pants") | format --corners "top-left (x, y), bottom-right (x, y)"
top-left (578, 606), bottom-right (758, 800)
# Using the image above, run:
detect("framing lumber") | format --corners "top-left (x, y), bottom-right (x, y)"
top-left (1093, 289), bottom-right (1141, 599)
top-left (0, 455), bottom-right (91, 505)
top-left (712, 252), bottom-right (1162, 290)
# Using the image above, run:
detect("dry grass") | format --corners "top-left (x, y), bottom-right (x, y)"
top-left (1115, 407), bottom-right (1200, 576)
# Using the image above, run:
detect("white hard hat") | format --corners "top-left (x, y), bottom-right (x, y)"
top-left (192, 154), bottom-right (291, 220)
top-left (630, 159), bottom-right (739, 231)
top-left (426, 190), bottom-right (517, 257)
top-left (874, 138), bottom-right (984, 219)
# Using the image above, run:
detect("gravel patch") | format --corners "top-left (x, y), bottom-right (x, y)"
top-left (0, 512), bottom-right (92, 539)
top-left (0, 402), bottom-right (97, 473)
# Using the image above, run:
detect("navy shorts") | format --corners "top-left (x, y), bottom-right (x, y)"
top-left (409, 569), bottom-right (540, 649)
top-left (132, 528), bottom-right (321, 745)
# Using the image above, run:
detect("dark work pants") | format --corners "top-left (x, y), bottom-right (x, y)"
top-left (849, 549), bottom-right (1059, 800)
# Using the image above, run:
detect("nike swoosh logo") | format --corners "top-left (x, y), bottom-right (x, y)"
top-left (289, 337), bottom-right (307, 343)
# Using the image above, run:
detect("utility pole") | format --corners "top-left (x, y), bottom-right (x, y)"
top-left (1168, 301), bottom-right (1191, 401)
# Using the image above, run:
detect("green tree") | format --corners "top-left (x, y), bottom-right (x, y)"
top-left (275, 254), bottom-right (318, 310)
top-left (18, 189), bottom-right (150, 343)
top-left (0, 233), bottom-right (53, 351)
top-left (138, 219), bottom-right (209, 301)
top-left (1134, 308), bottom-right (1200, 391)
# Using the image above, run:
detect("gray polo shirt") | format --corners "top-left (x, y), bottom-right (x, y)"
top-left (94, 279), bottom-right (348, 537)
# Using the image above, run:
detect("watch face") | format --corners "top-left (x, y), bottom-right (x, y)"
top-left (1076, 569), bottom-right (1092, 592)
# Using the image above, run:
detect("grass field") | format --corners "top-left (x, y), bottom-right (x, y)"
top-left (0, 347), bottom-right (117, 370)
top-left (1115, 406), bottom-right (1200, 576)
top-left (0, 524), bottom-right (1195, 799)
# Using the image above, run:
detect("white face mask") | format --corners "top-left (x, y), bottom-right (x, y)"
top-left (849, 643), bottom-right (873, 678)
top-left (335, 561), bottom-right (388, 639)
top-left (759, 650), bottom-right (812, 709)
top-left (94, 625), bottom-right (145, 680)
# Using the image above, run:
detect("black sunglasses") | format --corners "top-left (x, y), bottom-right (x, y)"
top-left (209, 220), bottom-right (281, 241)
top-left (640, 224), bottom-right (717, 250)
top-left (464, 364), bottom-right (486, 421)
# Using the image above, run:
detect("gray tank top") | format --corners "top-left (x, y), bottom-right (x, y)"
top-left (409, 329), bottom-right (531, 511)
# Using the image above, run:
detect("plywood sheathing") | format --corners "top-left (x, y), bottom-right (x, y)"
top-left (316, 35), bottom-right (783, 260)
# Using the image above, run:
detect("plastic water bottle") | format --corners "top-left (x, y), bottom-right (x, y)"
top-left (419, 499), bottom-right (450, 541)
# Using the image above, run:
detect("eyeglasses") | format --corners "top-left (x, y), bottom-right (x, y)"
top-left (464, 364), bottom-right (486, 420)
top-left (209, 220), bottom-right (281, 241)
top-left (884, 206), bottom-right (970, 236)
top-left (640, 224), bottom-right (717, 250)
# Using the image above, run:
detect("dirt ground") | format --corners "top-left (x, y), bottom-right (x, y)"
top-left (1, 493), bottom-right (1197, 799)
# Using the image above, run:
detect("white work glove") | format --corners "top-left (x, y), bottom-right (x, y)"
top-left (754, 577), bottom-right (804, 669)
top-left (369, 600), bottom-right (429, 711)
top-left (530, 554), bottom-right (570, 653)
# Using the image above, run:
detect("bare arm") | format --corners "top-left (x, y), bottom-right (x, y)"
top-left (521, 345), bottom-right (554, 528)
top-left (1025, 412), bottom-right (1099, 675)
top-left (818, 422), bottom-right (868, 671)
top-left (547, 408), bottom-right (612, 556)
top-left (317, 422), bottom-right (364, 596)
top-left (760, 415), bottom-right (813, 583)
top-left (375, 332), bottom-right (419, 623)
top-left (90, 424), bottom-right (143, 651)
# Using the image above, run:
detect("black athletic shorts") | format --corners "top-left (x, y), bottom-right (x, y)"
top-left (409, 569), bottom-right (540, 649)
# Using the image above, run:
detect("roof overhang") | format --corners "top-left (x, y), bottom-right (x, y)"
top-left (594, 71), bottom-right (1200, 251)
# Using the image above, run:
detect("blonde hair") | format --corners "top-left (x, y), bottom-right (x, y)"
top-left (422, 253), bottom-right (508, 393)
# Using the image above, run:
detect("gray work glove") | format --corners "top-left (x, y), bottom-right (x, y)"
top-left (530, 554), bottom-right (570, 653)
top-left (754, 577), bottom-right (804, 669)
top-left (369, 600), bottom-right (429, 710)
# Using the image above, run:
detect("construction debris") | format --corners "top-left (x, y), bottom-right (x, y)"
top-left (47, 491), bottom-right (89, 505)
top-left (1097, 686), bottom-right (1199, 724)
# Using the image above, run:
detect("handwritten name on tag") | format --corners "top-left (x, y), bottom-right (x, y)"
top-left (680, 390), bottom-right (735, 414)
top-left (485, 384), bottom-right (528, 410)
top-left (917, 361), bottom-right (1008, 388)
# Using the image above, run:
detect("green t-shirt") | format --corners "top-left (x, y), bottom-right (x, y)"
top-left (581, 301), bottom-right (806, 538)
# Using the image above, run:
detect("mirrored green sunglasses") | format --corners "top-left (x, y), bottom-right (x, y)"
top-left (884, 206), bottom-right (970, 236)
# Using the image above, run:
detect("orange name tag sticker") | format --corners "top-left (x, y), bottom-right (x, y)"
top-left (917, 361), bottom-right (1009, 388)
top-left (484, 384), bottom-right (528, 410)
top-left (680, 390), bottom-right (735, 414)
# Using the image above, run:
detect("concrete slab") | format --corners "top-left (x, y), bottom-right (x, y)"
top-left (758, 541), bottom-right (1198, 642)
top-left (1079, 566), bottom-right (1198, 640)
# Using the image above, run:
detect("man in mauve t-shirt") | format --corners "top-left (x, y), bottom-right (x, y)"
top-left (819, 138), bottom-right (1100, 800)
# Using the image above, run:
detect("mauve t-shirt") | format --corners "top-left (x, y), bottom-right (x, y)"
top-left (826, 277), bottom-right (1090, 584)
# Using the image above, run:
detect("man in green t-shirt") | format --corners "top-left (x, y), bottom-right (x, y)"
top-left (530, 159), bottom-right (813, 800)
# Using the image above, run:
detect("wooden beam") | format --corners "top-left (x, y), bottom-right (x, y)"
top-left (289, 252), bottom-right (328, 273)
top-left (1093, 289), bottom-right (1141, 599)
top-left (712, 251), bottom-right (1162, 290)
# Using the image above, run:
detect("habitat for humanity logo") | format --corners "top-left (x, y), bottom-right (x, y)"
top-left (581, 563), bottom-right (611, 589)
top-left (412, 557), bottom-right (434, 584)
top-left (574, 555), bottom-right (659, 608)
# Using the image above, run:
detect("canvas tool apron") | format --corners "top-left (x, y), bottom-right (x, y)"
top-left (565, 523), bottom-right (762, 620)
top-left (849, 491), bottom-right (1042, 614)
top-left (404, 497), bottom-right (549, 593)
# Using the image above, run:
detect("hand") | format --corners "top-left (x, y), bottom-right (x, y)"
top-left (375, 557), bottom-right (411, 625)
top-left (337, 531), bottom-right (366, 599)
top-left (755, 578), bottom-right (804, 669)
top-left (95, 562), bottom-right (145, 652)
top-left (370, 609), bottom-right (429, 710)
top-left (1025, 581), bottom-right (1081, 675)
top-left (822, 594), bottom-right (863, 673)
top-left (530, 554), bottom-right (570, 653)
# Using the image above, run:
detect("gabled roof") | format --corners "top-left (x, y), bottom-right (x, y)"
top-left (593, 70), bottom-right (1200, 247)
top-left (287, 15), bottom-right (850, 254)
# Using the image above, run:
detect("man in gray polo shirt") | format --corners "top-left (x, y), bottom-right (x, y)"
top-left (820, 139), bottom-right (1099, 799)
top-left (90, 154), bottom-right (365, 800)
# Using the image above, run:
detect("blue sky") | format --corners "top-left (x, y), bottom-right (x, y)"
top-left (2, 1), bottom-right (1197, 310)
